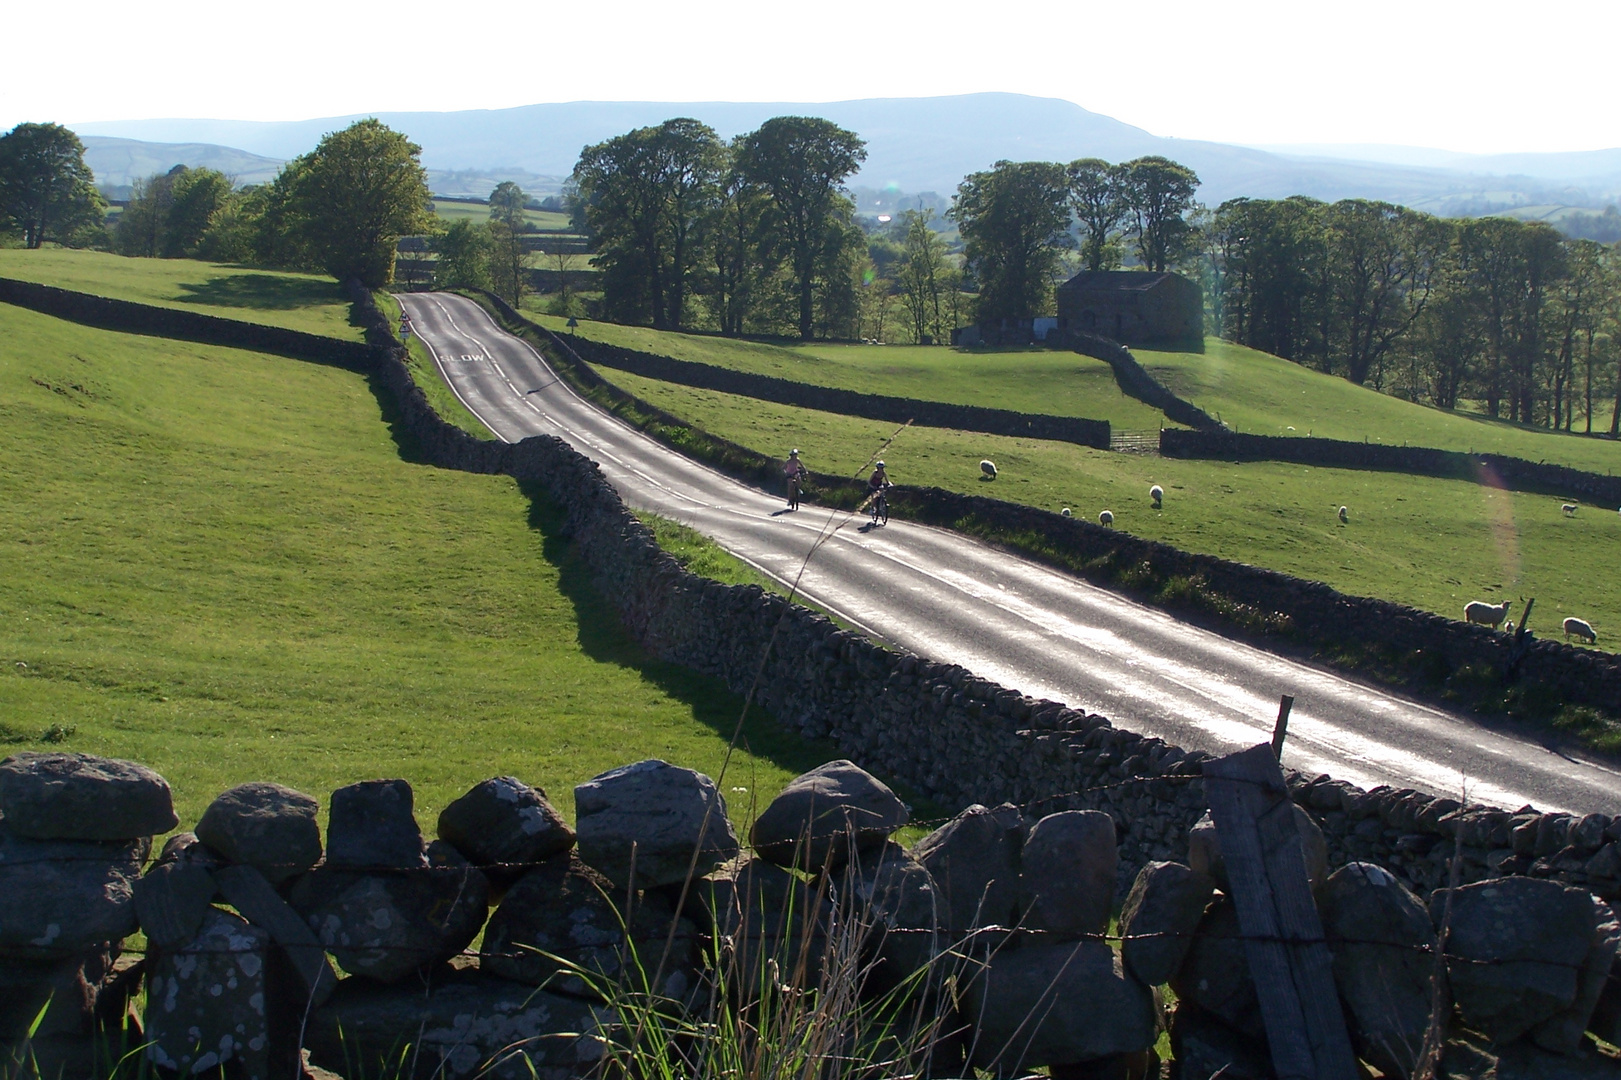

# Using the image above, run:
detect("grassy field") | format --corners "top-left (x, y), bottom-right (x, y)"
top-left (1142, 340), bottom-right (1621, 475)
top-left (522, 313), bottom-right (1169, 431)
top-left (432, 201), bottom-right (573, 230)
top-left (0, 301), bottom-right (837, 834)
top-left (0, 248), bottom-right (362, 341)
top-left (600, 368), bottom-right (1621, 642)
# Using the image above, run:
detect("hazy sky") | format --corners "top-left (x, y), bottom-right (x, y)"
top-left (9, 0), bottom-right (1618, 154)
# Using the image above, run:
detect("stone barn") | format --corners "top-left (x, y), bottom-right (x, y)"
top-left (1055, 270), bottom-right (1203, 348)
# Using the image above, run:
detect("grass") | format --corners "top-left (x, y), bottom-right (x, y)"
top-left (0, 248), bottom-right (362, 342)
top-left (0, 300), bottom-right (840, 835)
top-left (594, 368), bottom-right (1621, 644)
top-left (1142, 339), bottom-right (1621, 475)
top-left (522, 312), bottom-right (1170, 432)
top-left (431, 201), bottom-right (573, 230)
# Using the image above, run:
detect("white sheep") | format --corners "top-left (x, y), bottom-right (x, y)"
top-left (1338, 505), bottom-right (1349, 524)
top-left (1099, 509), bottom-right (1114, 527)
top-left (1061, 508), bottom-right (1072, 518)
top-left (1464, 599), bottom-right (1514, 630)
top-left (1150, 484), bottom-right (1164, 506)
top-left (980, 460), bottom-right (998, 479)
top-left (1562, 503), bottom-right (1578, 516)
top-left (1504, 620), bottom-right (1516, 635)
top-left (1564, 617), bottom-right (1597, 644)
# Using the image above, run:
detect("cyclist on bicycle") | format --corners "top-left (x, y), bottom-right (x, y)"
top-left (867, 461), bottom-right (891, 524)
top-left (784, 449), bottom-right (807, 511)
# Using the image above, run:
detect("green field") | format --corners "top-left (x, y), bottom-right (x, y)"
top-left (0, 301), bottom-right (832, 833)
top-left (432, 201), bottom-right (573, 230)
top-left (1141, 340), bottom-right (1621, 475)
top-left (0, 248), bottom-right (362, 342)
top-left (601, 367), bottom-right (1621, 641)
top-left (525, 314), bottom-right (1169, 431)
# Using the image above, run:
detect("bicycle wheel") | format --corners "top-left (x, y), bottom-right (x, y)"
top-left (875, 495), bottom-right (889, 526)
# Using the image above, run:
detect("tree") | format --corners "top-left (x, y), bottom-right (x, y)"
top-left (896, 210), bottom-right (949, 343)
top-left (288, 119), bottom-right (433, 287)
top-left (703, 157), bottom-right (777, 337)
top-left (113, 166), bottom-right (183, 257)
top-left (0, 122), bottom-right (105, 248)
top-left (1119, 156), bottom-right (1200, 272)
top-left (1323, 200), bottom-right (1444, 386)
top-left (487, 181), bottom-right (532, 306)
top-left (164, 168), bottom-right (234, 258)
top-left (433, 218), bottom-right (493, 290)
top-left (737, 116), bottom-right (867, 340)
top-left (950, 160), bottom-right (1072, 323)
top-left (1067, 158), bottom-right (1126, 272)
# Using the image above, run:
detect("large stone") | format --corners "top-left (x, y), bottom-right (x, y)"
top-left (481, 853), bottom-right (697, 1002)
top-left (1187, 805), bottom-right (1328, 892)
top-left (144, 908), bottom-right (277, 1080)
top-left (1119, 860), bottom-right (1215, 987)
top-left (912, 802), bottom-right (1025, 936)
top-left (196, 781), bottom-right (322, 885)
top-left (1436, 876), bottom-right (1596, 1042)
top-left (965, 940), bottom-right (1158, 1074)
top-left (750, 760), bottom-right (908, 870)
top-left (1532, 899), bottom-right (1620, 1056)
top-left (685, 855), bottom-right (831, 995)
top-left (290, 839), bottom-right (489, 983)
top-left (832, 842), bottom-right (940, 997)
top-left (0, 752), bottom-right (176, 841)
top-left (306, 963), bottom-right (611, 1080)
top-left (1590, 942), bottom-right (1621, 1044)
top-left (1020, 810), bottom-right (1116, 940)
top-left (0, 821), bottom-right (144, 961)
top-left (133, 860), bottom-right (218, 952)
top-left (1168, 1002), bottom-right (1274, 1080)
top-left (1169, 895), bottom-right (1263, 1039)
top-left (437, 776), bottom-right (574, 884)
top-left (573, 760), bottom-right (739, 889)
top-left (215, 863), bottom-right (339, 1008)
top-left (1440, 1026), bottom-right (1621, 1079)
top-left (1319, 861), bottom-right (1441, 1078)
top-left (326, 778), bottom-right (426, 870)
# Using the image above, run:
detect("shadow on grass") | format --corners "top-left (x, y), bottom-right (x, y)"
top-left (517, 477), bottom-right (839, 785)
top-left (173, 274), bottom-right (344, 312)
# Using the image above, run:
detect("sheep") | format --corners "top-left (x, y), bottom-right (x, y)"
top-left (1504, 620), bottom-right (1516, 635)
top-left (1061, 508), bottom-right (1072, 518)
top-left (980, 460), bottom-right (998, 479)
top-left (1338, 505), bottom-right (1349, 524)
top-left (1099, 509), bottom-right (1114, 527)
top-left (1150, 484), bottom-right (1164, 507)
top-left (1564, 617), bottom-right (1597, 644)
top-left (1562, 503), bottom-right (1578, 516)
top-left (1464, 599), bottom-right (1514, 630)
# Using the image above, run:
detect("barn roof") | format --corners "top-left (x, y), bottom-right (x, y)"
top-left (1058, 270), bottom-right (1178, 292)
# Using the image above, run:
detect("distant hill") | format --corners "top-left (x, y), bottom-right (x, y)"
top-left (72, 94), bottom-right (1621, 212)
top-left (81, 136), bottom-right (284, 195)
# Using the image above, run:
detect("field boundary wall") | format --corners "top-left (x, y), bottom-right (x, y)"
top-left (5, 276), bottom-right (1617, 900)
top-left (1163, 427), bottom-right (1621, 505)
top-left (1063, 331), bottom-right (1224, 431)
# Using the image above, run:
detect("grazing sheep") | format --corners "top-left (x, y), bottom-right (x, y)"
top-left (1562, 503), bottom-right (1578, 516)
top-left (1338, 505), bottom-right (1349, 524)
top-left (1464, 599), bottom-right (1514, 630)
top-left (1564, 617), bottom-right (1597, 644)
top-left (980, 460), bottom-right (998, 479)
top-left (1099, 510), bottom-right (1114, 527)
top-left (1150, 484), bottom-right (1164, 506)
top-left (1061, 507), bottom-right (1072, 518)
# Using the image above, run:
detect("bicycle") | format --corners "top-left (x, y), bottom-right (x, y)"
top-left (868, 487), bottom-right (889, 527)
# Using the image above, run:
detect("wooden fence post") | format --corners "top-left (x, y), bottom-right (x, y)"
top-left (1203, 743), bottom-right (1358, 1080)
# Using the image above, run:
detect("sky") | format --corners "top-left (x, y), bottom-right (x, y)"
top-left (8, 0), bottom-right (1619, 155)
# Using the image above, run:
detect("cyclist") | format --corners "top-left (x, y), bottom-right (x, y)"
top-left (784, 449), bottom-right (807, 511)
top-left (867, 461), bottom-right (891, 525)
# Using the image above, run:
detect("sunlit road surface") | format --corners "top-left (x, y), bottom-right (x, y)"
top-left (397, 292), bottom-right (1621, 816)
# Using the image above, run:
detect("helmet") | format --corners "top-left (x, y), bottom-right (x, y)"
top-left (875, 461), bottom-right (886, 468)
top-left (789, 448), bottom-right (799, 456)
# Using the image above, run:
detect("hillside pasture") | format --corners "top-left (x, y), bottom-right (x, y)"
top-left (0, 248), bottom-right (361, 341)
top-left (0, 302), bottom-right (829, 830)
top-left (599, 367), bottom-right (1621, 642)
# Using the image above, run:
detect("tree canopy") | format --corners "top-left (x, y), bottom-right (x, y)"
top-left (0, 123), bottom-right (105, 249)
top-left (951, 160), bottom-right (1072, 323)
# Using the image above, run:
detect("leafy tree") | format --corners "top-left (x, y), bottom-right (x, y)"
top-left (247, 165), bottom-right (318, 271)
top-left (737, 116), bottom-right (866, 340)
top-left (164, 168), bottom-right (234, 258)
top-left (1067, 158), bottom-right (1126, 272)
top-left (704, 159), bottom-right (777, 337)
top-left (896, 210), bottom-right (949, 343)
top-left (113, 166), bottom-right (184, 257)
top-left (487, 181), bottom-right (532, 305)
top-left (950, 160), bottom-right (1072, 323)
top-left (433, 218), bottom-right (493, 290)
top-left (1322, 200), bottom-right (1445, 386)
top-left (0, 122), bottom-right (105, 248)
top-left (288, 119), bottom-right (433, 287)
top-left (1119, 156), bottom-right (1200, 272)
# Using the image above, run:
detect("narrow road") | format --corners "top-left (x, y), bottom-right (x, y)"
top-left (398, 292), bottom-right (1621, 816)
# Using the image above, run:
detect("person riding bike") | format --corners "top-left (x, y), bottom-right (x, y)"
top-left (867, 461), bottom-right (891, 525)
top-left (784, 449), bottom-right (807, 511)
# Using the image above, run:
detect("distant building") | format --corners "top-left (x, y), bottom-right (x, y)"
top-left (1055, 270), bottom-right (1203, 348)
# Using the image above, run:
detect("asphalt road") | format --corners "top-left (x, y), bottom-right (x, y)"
top-left (397, 292), bottom-right (1621, 816)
